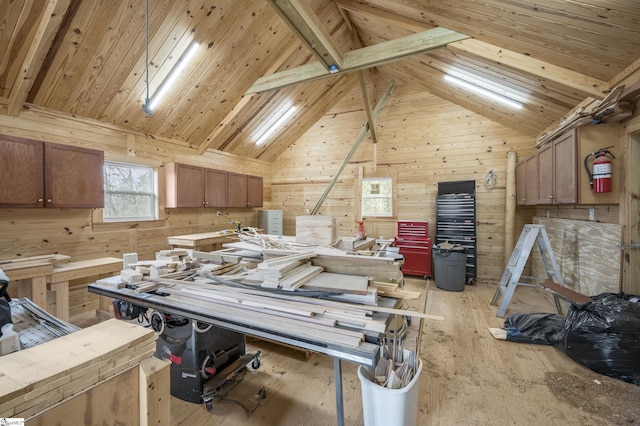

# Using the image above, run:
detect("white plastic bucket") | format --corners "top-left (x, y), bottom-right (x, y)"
top-left (357, 358), bottom-right (423, 426)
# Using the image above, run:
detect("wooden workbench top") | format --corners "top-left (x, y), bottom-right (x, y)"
top-left (167, 231), bottom-right (237, 247)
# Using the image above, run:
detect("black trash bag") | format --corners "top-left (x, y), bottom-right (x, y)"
top-left (556, 293), bottom-right (640, 386)
top-left (504, 313), bottom-right (564, 345)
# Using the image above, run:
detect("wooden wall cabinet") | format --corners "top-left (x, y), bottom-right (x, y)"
top-left (227, 172), bottom-right (263, 208)
top-left (515, 155), bottom-right (538, 205)
top-left (165, 163), bottom-right (228, 208)
top-left (0, 135), bottom-right (104, 208)
top-left (536, 134), bottom-right (577, 205)
top-left (516, 123), bottom-right (619, 206)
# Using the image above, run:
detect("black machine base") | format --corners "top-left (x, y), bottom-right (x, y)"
top-left (152, 311), bottom-right (252, 404)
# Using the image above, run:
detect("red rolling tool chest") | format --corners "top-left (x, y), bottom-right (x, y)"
top-left (393, 221), bottom-right (432, 277)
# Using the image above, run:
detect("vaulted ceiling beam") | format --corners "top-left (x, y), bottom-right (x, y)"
top-left (336, 0), bottom-right (427, 33)
top-left (266, 0), bottom-right (343, 71)
top-left (246, 27), bottom-right (470, 95)
top-left (338, 0), bottom-right (608, 99)
top-left (197, 42), bottom-right (301, 155)
top-left (447, 39), bottom-right (608, 98)
top-left (7, 0), bottom-right (68, 116)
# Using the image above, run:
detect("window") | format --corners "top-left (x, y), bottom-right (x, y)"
top-left (361, 177), bottom-right (393, 217)
top-left (103, 161), bottom-right (156, 221)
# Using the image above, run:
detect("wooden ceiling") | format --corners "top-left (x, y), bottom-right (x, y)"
top-left (1, 0), bottom-right (639, 162)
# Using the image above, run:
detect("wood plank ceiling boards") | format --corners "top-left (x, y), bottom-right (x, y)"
top-left (1, 1), bottom-right (639, 157)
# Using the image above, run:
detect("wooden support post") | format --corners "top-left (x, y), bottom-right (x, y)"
top-left (51, 281), bottom-right (69, 321)
top-left (31, 276), bottom-right (47, 310)
top-left (505, 150), bottom-right (517, 266)
top-left (139, 357), bottom-right (171, 426)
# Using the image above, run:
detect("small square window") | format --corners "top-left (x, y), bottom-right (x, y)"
top-left (104, 161), bottom-right (157, 221)
top-left (361, 177), bottom-right (393, 217)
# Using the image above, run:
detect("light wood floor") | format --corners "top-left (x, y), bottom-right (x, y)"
top-left (73, 278), bottom-right (640, 425)
top-left (166, 278), bottom-right (640, 425)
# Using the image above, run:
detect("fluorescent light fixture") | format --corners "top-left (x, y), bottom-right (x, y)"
top-left (444, 74), bottom-right (524, 110)
top-left (148, 41), bottom-right (200, 112)
top-left (252, 100), bottom-right (298, 146)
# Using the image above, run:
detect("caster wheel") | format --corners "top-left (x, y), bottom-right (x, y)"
top-left (251, 358), bottom-right (261, 370)
top-left (205, 400), bottom-right (213, 412)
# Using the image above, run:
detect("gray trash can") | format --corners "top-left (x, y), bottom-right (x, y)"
top-left (433, 244), bottom-right (466, 291)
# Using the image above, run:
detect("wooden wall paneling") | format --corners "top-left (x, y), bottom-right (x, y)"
top-left (272, 81), bottom-right (535, 282)
top-left (0, 209), bottom-right (93, 259)
top-left (532, 217), bottom-right (622, 295)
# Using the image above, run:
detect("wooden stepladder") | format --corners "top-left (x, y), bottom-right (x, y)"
top-left (491, 225), bottom-right (564, 317)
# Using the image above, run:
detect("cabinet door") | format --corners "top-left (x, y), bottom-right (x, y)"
top-left (227, 172), bottom-right (247, 207)
top-left (0, 136), bottom-right (44, 207)
top-left (524, 155), bottom-right (538, 205)
top-left (44, 143), bottom-right (104, 208)
top-left (165, 163), bottom-right (205, 208)
top-left (515, 160), bottom-right (526, 205)
top-left (552, 130), bottom-right (577, 203)
top-left (536, 144), bottom-right (553, 204)
top-left (204, 169), bottom-right (227, 207)
top-left (246, 175), bottom-right (263, 208)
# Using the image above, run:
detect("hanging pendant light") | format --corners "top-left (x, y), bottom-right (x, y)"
top-left (142, 0), bottom-right (153, 115)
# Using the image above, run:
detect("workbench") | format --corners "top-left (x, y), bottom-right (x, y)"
top-left (88, 282), bottom-right (391, 425)
top-left (2, 255), bottom-right (122, 321)
top-left (167, 231), bottom-right (238, 251)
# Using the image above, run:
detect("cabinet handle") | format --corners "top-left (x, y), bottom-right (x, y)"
top-left (203, 201), bottom-right (207, 206)
top-left (548, 195), bottom-right (554, 199)
top-left (38, 198), bottom-right (44, 202)
top-left (47, 199), bottom-right (52, 203)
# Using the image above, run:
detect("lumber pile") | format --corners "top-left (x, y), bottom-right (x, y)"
top-left (137, 277), bottom-right (434, 350)
top-left (244, 252), bottom-right (321, 290)
top-left (0, 319), bottom-right (156, 420)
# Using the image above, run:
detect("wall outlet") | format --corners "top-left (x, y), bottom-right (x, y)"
top-left (589, 208), bottom-right (595, 221)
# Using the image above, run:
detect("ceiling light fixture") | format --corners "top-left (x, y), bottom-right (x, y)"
top-left (444, 74), bottom-right (524, 110)
top-left (142, 0), bottom-right (152, 115)
top-left (252, 101), bottom-right (298, 146)
top-left (148, 41), bottom-right (200, 112)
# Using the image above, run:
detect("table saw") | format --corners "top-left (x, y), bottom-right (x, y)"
top-left (89, 281), bottom-right (396, 425)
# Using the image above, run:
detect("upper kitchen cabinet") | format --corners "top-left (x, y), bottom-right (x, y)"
top-left (516, 155), bottom-right (538, 206)
top-left (0, 135), bottom-right (104, 208)
top-left (517, 123), bottom-right (620, 206)
top-left (227, 173), bottom-right (263, 208)
top-left (165, 163), bottom-right (228, 208)
top-left (537, 130), bottom-right (578, 204)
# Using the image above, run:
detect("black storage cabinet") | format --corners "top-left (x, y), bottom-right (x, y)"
top-left (436, 180), bottom-right (477, 284)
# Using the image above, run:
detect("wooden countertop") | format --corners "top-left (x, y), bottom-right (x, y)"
top-left (167, 231), bottom-right (237, 248)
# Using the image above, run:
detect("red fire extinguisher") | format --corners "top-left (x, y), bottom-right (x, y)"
top-left (584, 146), bottom-right (615, 193)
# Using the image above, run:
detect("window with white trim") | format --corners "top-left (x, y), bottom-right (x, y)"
top-left (103, 161), bottom-right (157, 221)
top-left (361, 177), bottom-right (393, 217)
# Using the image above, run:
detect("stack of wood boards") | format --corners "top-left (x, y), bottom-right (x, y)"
top-left (144, 277), bottom-right (432, 350)
top-left (0, 319), bottom-right (156, 420)
top-left (244, 252), bottom-right (321, 290)
top-left (222, 241), bottom-right (403, 282)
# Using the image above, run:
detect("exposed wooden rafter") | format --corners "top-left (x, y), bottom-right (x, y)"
top-left (311, 82), bottom-right (396, 215)
top-left (246, 27), bottom-right (470, 95)
top-left (447, 40), bottom-right (608, 99)
top-left (197, 42), bottom-right (301, 155)
top-left (339, 0), bottom-right (608, 99)
top-left (7, 0), bottom-right (69, 116)
top-left (266, 0), bottom-right (343, 71)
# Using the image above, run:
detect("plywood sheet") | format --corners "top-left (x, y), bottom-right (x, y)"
top-left (532, 217), bottom-right (622, 295)
top-left (302, 272), bottom-right (369, 295)
top-left (296, 215), bottom-right (337, 246)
